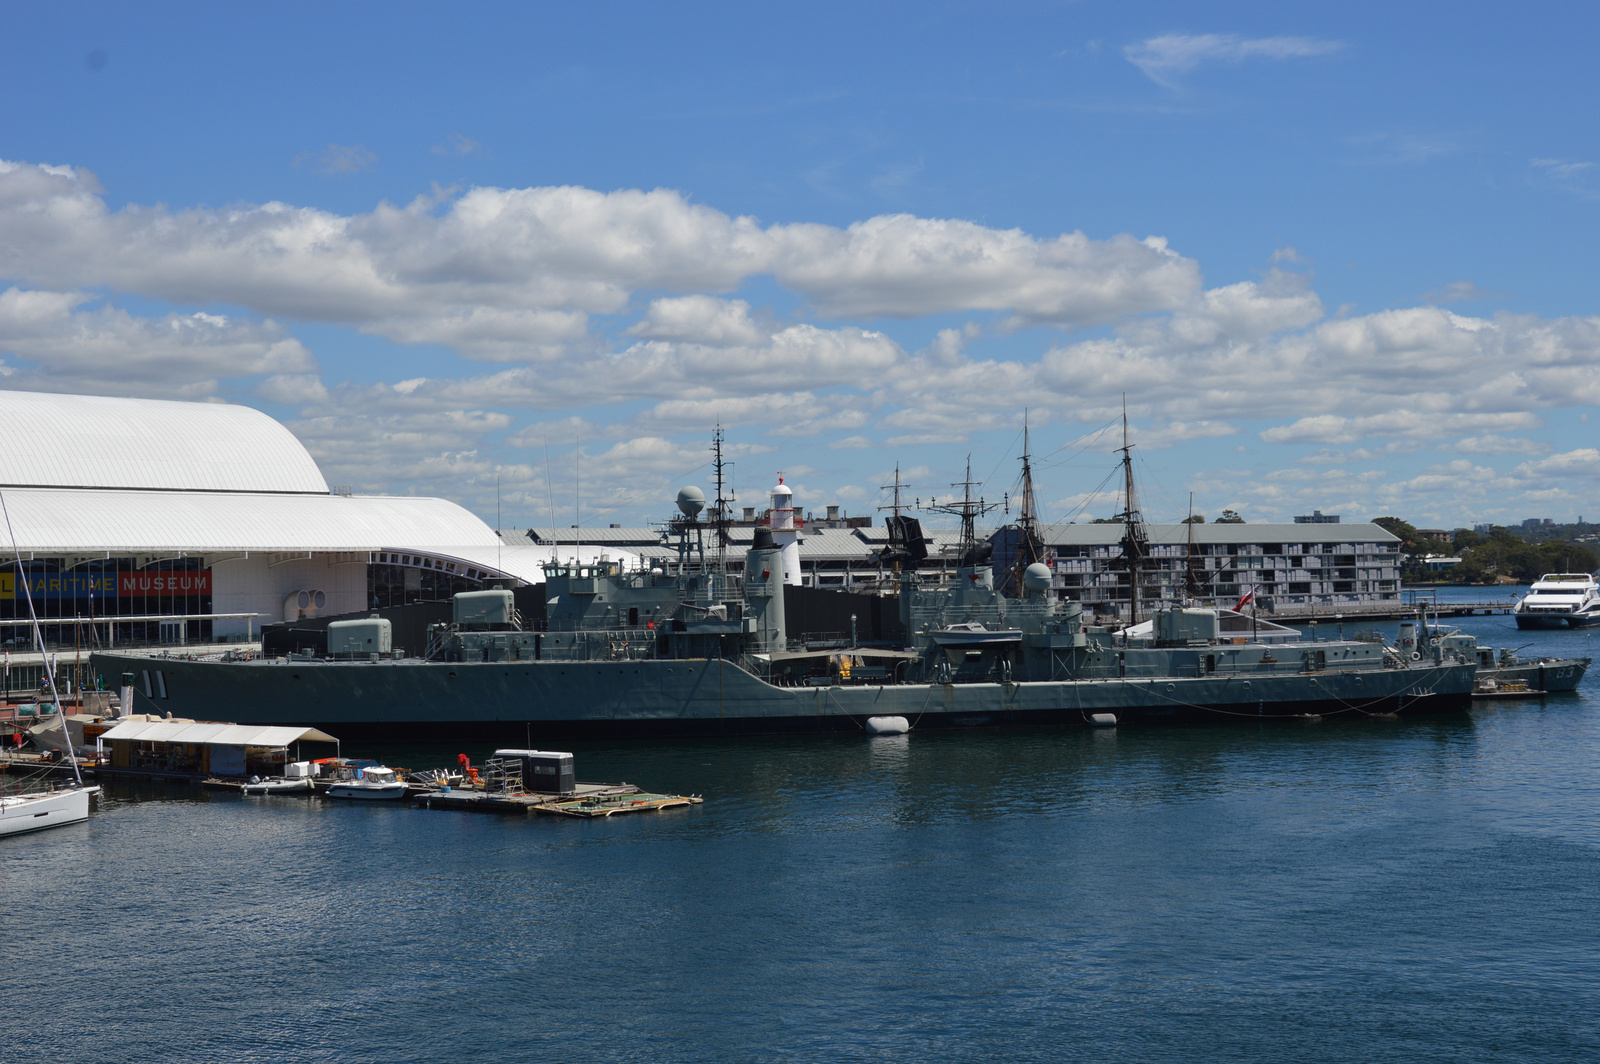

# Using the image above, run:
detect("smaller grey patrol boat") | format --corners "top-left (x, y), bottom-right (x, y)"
top-left (1407, 617), bottom-right (1590, 697)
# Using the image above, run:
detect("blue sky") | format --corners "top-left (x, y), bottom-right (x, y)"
top-left (3, 1), bottom-right (1599, 531)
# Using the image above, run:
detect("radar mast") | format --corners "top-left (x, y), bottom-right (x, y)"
top-left (927, 455), bottom-right (998, 568)
top-left (711, 425), bottom-right (730, 575)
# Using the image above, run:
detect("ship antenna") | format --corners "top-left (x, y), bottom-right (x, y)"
top-left (574, 435), bottom-right (581, 568)
top-left (0, 490), bottom-right (81, 786)
top-left (543, 435), bottom-right (558, 555)
top-left (712, 425), bottom-right (729, 576)
top-left (926, 455), bottom-right (997, 567)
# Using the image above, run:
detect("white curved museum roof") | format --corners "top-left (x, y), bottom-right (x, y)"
top-left (0, 389), bottom-right (585, 578)
top-left (0, 488), bottom-right (635, 584)
top-left (0, 488), bottom-right (501, 554)
top-left (0, 390), bottom-right (329, 493)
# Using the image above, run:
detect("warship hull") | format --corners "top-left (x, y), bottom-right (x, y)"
top-left (91, 652), bottom-right (1477, 742)
top-left (1478, 658), bottom-right (1589, 694)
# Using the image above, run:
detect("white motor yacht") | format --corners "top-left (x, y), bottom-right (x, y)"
top-left (1513, 573), bottom-right (1600, 629)
top-left (325, 766), bottom-right (407, 800)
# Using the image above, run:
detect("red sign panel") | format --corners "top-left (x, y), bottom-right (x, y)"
top-left (119, 571), bottom-right (213, 597)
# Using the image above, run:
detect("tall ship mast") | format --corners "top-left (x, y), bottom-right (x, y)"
top-left (1114, 404), bottom-right (1150, 625)
top-left (877, 464), bottom-right (929, 573)
top-left (1184, 491), bottom-right (1207, 603)
top-left (1001, 415), bottom-right (1049, 597)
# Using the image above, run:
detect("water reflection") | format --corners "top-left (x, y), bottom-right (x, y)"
top-left (9, 667), bottom-right (1600, 1063)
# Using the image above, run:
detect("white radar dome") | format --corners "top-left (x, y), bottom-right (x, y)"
top-left (1023, 563), bottom-right (1054, 593)
top-left (676, 485), bottom-right (706, 516)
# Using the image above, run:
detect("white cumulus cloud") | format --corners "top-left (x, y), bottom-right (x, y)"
top-left (1125, 34), bottom-right (1343, 89)
top-left (0, 286), bottom-right (314, 397)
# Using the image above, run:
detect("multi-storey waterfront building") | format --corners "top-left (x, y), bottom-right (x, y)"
top-left (524, 515), bottom-right (1402, 618)
top-left (1036, 522), bottom-right (1402, 620)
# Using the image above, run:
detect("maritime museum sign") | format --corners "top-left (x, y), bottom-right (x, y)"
top-left (118, 572), bottom-right (213, 596)
top-left (0, 571), bottom-right (213, 598)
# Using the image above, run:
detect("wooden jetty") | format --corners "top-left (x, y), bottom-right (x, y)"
top-left (536, 791), bottom-right (703, 818)
top-left (415, 782), bottom-right (702, 818)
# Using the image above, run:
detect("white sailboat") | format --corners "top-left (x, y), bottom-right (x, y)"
top-left (0, 491), bottom-right (99, 838)
top-left (0, 785), bottom-right (94, 838)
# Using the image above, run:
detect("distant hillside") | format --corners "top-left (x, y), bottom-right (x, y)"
top-left (1373, 517), bottom-right (1597, 584)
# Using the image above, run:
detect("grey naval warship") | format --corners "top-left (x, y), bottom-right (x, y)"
top-left (92, 482), bottom-right (1476, 741)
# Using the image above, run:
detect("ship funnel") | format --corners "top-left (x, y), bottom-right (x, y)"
top-left (745, 536), bottom-right (787, 651)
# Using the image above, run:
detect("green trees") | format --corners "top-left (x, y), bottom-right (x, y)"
top-left (1371, 517), bottom-right (1454, 558)
top-left (1371, 517), bottom-right (1597, 584)
top-left (1458, 533), bottom-right (1596, 584)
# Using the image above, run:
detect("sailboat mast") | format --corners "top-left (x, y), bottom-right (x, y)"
top-left (0, 491), bottom-right (82, 786)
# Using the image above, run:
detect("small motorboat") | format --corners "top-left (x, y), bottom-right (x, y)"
top-left (325, 766), bottom-right (407, 800)
top-left (241, 776), bottom-right (316, 795)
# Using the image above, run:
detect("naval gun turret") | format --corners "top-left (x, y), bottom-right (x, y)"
top-left (427, 586), bottom-right (542, 663)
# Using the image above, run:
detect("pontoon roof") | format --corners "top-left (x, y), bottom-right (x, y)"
top-left (97, 720), bottom-right (339, 746)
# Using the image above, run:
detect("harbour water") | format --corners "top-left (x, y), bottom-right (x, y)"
top-left (7, 604), bottom-right (1600, 1062)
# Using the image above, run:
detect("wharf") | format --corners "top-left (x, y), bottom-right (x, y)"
top-left (1268, 600), bottom-right (1514, 623)
top-left (417, 782), bottom-right (703, 817)
top-left (0, 753), bottom-right (98, 778)
top-left (538, 791), bottom-right (703, 818)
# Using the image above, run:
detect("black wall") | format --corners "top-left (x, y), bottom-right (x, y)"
top-left (783, 585), bottom-right (905, 646)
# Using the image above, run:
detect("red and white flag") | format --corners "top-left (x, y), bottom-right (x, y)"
top-left (1234, 586), bottom-right (1257, 611)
